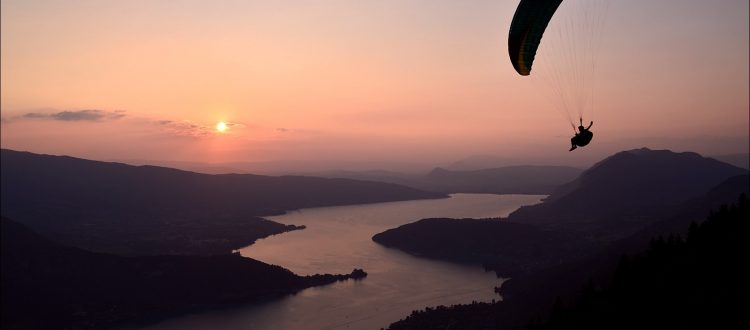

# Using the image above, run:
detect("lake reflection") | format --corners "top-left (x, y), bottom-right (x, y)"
top-left (140, 194), bottom-right (544, 330)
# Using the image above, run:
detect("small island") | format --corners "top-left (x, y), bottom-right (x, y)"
top-left (351, 268), bottom-right (368, 279)
top-left (306, 268), bottom-right (368, 285)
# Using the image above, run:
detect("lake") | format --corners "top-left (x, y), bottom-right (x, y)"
top-left (140, 193), bottom-right (544, 330)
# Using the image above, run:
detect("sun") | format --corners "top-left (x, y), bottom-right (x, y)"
top-left (215, 122), bottom-right (228, 133)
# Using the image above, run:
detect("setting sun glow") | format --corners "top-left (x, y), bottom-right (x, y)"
top-left (216, 122), bottom-right (228, 133)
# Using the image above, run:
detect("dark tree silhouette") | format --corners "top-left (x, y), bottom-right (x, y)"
top-left (529, 194), bottom-right (749, 330)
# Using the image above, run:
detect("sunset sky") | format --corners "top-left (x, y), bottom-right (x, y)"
top-left (2, 0), bottom-right (748, 169)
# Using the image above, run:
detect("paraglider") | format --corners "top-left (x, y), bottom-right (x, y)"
top-left (569, 119), bottom-right (593, 151)
top-left (508, 0), bottom-right (607, 151)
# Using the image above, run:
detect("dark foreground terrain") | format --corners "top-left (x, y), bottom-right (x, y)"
top-left (527, 196), bottom-right (748, 329)
top-left (0, 217), bottom-right (366, 330)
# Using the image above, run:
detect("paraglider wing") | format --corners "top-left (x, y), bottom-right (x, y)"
top-left (508, 0), bottom-right (563, 76)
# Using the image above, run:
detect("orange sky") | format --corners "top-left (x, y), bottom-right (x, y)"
top-left (2, 0), bottom-right (748, 169)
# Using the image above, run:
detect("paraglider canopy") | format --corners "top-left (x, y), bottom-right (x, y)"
top-left (508, 0), bottom-right (563, 76)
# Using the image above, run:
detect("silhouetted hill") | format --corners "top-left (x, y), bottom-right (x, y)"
top-left (0, 217), bottom-right (365, 330)
top-left (509, 148), bottom-right (746, 241)
top-left (0, 149), bottom-right (443, 255)
top-left (373, 218), bottom-right (594, 277)
top-left (310, 165), bottom-right (582, 194)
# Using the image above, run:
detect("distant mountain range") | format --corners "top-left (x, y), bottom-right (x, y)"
top-left (1, 217), bottom-right (364, 330)
top-left (114, 155), bottom-right (586, 195)
top-left (307, 165), bottom-right (583, 195)
top-left (0, 149), bottom-right (443, 255)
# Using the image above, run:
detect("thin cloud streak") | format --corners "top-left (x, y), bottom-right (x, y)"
top-left (18, 109), bottom-right (126, 122)
top-left (154, 120), bottom-right (214, 137)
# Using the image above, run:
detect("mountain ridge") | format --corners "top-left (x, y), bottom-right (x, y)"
top-left (1, 148), bottom-right (444, 255)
